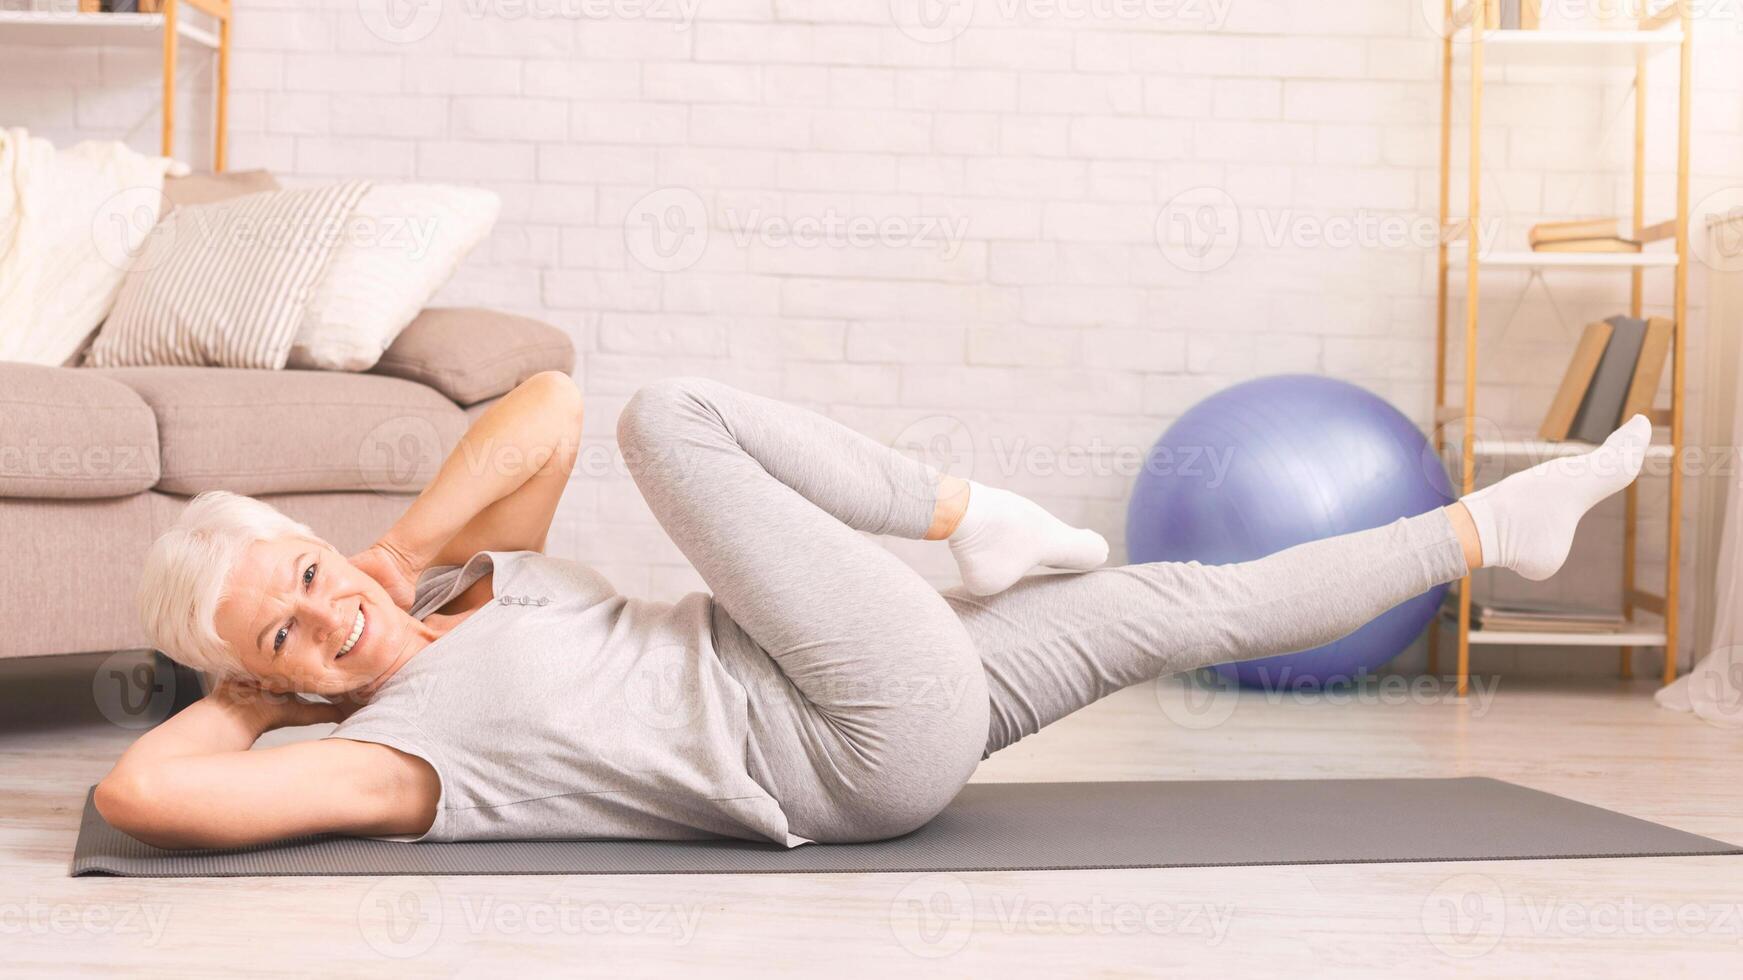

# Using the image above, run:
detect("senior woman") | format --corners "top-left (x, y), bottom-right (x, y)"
top-left (96, 371), bottom-right (1649, 850)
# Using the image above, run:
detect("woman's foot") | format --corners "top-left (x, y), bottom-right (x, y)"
top-left (1459, 414), bottom-right (1652, 580)
top-left (946, 480), bottom-right (1110, 595)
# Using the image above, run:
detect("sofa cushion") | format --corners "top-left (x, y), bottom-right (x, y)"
top-left (87, 366), bottom-right (468, 496)
top-left (368, 307), bottom-right (575, 407)
top-left (0, 363), bottom-right (161, 499)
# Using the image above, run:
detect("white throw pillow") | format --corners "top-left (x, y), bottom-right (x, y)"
top-left (286, 183), bottom-right (499, 371)
top-left (85, 180), bottom-right (373, 370)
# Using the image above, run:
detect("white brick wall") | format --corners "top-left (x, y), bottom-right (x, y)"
top-left (7, 0), bottom-right (1742, 677)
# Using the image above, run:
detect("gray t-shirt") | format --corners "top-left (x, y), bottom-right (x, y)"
top-left (324, 549), bottom-right (809, 847)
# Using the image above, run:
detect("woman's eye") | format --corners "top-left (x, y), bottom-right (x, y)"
top-left (304, 563), bottom-right (318, 589)
top-left (274, 626), bottom-right (288, 652)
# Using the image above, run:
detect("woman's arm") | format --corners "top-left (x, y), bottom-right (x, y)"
top-left (93, 680), bottom-right (438, 849)
top-left (357, 370), bottom-right (584, 607)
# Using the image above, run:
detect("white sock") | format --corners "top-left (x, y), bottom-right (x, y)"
top-left (947, 480), bottom-right (1110, 596)
top-left (1460, 414), bottom-right (1652, 581)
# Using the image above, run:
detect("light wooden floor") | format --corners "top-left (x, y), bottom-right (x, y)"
top-left (5, 650), bottom-right (1739, 977)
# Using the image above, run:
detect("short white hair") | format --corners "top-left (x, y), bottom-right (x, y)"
top-left (138, 489), bottom-right (324, 680)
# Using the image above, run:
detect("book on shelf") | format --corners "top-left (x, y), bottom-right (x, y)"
top-left (1529, 218), bottom-right (1626, 247)
top-left (1440, 595), bottom-right (1630, 633)
top-left (1539, 320), bottom-right (1613, 440)
top-left (1495, 0), bottom-right (1543, 29)
top-left (1539, 314), bottom-right (1671, 443)
top-left (1570, 315), bottom-right (1648, 443)
top-left (1622, 316), bottom-right (1673, 421)
top-left (1532, 237), bottom-right (1644, 253)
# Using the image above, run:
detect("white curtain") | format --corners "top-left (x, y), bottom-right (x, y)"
top-left (1656, 211), bottom-right (1743, 727)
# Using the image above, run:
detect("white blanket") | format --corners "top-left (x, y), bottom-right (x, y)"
top-left (0, 128), bottom-right (186, 366)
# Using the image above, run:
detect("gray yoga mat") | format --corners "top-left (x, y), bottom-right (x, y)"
top-left (70, 777), bottom-right (1739, 878)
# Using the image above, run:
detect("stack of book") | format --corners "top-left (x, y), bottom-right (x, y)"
top-left (1539, 314), bottom-right (1672, 442)
top-left (1441, 595), bottom-right (1630, 634)
top-left (1528, 218), bottom-right (1642, 254)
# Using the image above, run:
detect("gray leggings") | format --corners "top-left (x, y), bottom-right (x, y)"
top-left (616, 376), bottom-right (1469, 843)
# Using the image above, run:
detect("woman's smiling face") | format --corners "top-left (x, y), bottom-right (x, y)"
top-left (214, 534), bottom-right (423, 696)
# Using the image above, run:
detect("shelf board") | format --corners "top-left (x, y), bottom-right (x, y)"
top-left (1438, 614), bottom-right (1665, 647)
top-left (1451, 245), bottom-right (1681, 269)
top-left (1456, 438), bottom-right (1676, 460)
top-left (1472, 29), bottom-right (1684, 65)
top-left (1466, 627), bottom-right (1666, 647)
top-left (0, 10), bottom-right (219, 48)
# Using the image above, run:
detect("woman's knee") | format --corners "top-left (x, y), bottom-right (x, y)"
top-left (617, 376), bottom-right (722, 478)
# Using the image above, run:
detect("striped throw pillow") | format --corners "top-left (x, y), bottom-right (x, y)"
top-left (85, 180), bottom-right (372, 370)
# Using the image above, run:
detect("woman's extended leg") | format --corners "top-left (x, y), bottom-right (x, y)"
top-left (616, 376), bottom-right (991, 841)
top-left (949, 414), bottom-right (1654, 756)
top-left (945, 509), bottom-right (1469, 755)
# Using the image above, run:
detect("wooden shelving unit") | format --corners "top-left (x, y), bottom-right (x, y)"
top-left (1430, 2), bottom-right (1693, 696)
top-left (0, 0), bottom-right (233, 169)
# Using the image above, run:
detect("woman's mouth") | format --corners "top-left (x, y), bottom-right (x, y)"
top-left (337, 606), bottom-right (366, 660)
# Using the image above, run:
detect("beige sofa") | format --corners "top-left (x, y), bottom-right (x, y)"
top-left (0, 306), bottom-right (575, 702)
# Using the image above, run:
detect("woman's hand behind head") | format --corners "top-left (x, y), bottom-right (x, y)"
top-left (349, 541), bottom-right (421, 612)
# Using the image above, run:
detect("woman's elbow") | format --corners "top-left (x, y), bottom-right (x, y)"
top-left (94, 769), bottom-right (175, 848)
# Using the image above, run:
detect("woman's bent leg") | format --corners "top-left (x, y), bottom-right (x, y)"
top-left (946, 509), bottom-right (1469, 756)
top-left (617, 376), bottom-right (990, 841)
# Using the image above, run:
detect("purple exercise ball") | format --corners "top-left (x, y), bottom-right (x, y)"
top-left (1124, 375), bottom-right (1453, 690)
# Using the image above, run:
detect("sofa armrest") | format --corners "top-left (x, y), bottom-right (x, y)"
top-left (0, 363), bottom-right (160, 499)
top-left (368, 308), bottom-right (576, 407)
